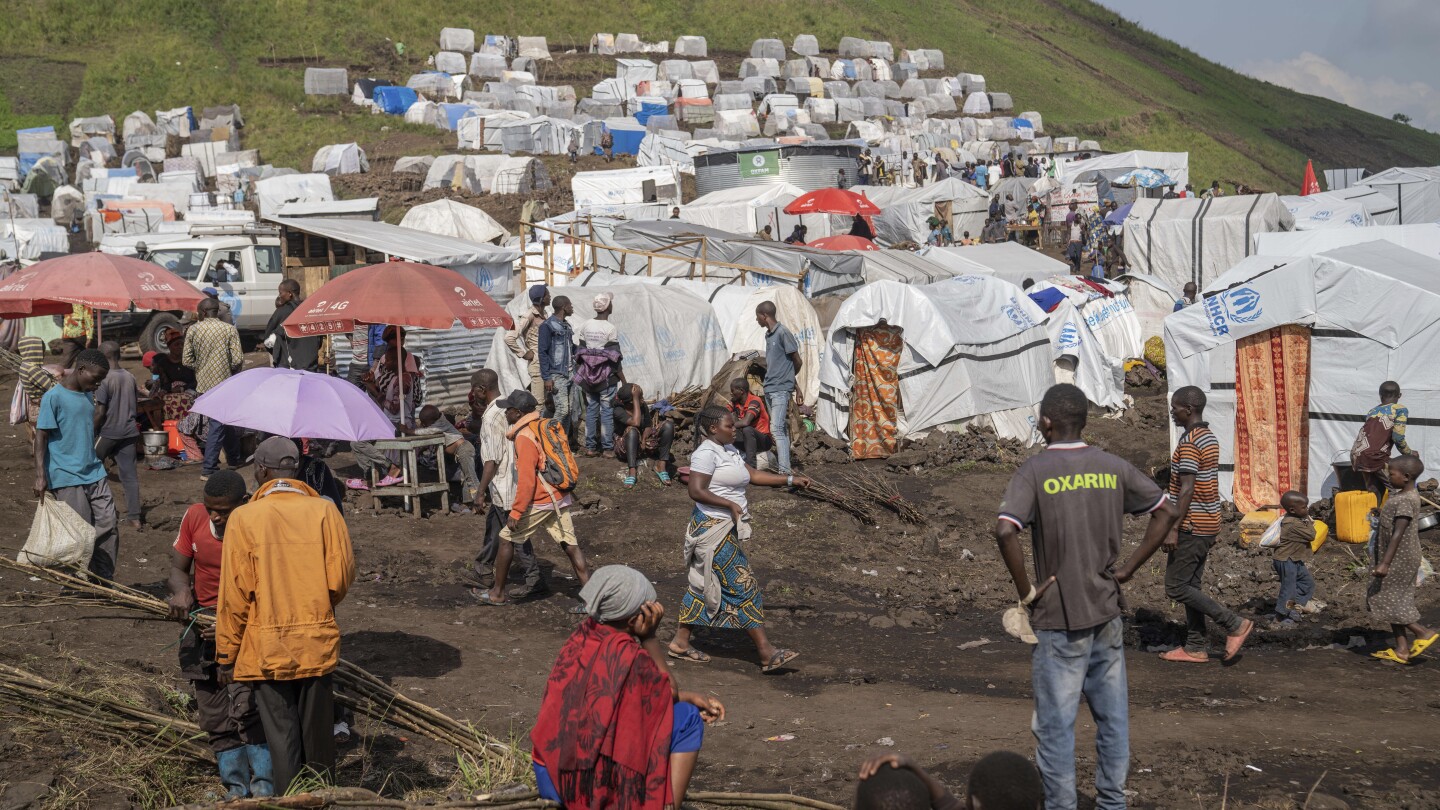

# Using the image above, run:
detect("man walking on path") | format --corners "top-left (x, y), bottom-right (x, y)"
top-left (995, 383), bottom-right (1177, 810)
top-left (538, 295), bottom-right (576, 440)
top-left (94, 340), bottom-right (143, 531)
top-left (34, 348), bottom-right (120, 581)
top-left (1160, 386), bottom-right (1254, 664)
top-left (184, 297), bottom-right (245, 479)
top-left (264, 279), bottom-right (321, 371)
top-left (756, 301), bottom-right (801, 474)
top-left (468, 370), bottom-right (545, 598)
top-left (216, 437), bottom-right (354, 795)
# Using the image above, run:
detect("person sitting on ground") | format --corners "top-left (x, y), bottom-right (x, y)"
top-left (857, 751), bottom-right (1044, 810)
top-left (166, 470), bottom-right (273, 799)
top-left (1264, 490), bottom-right (1320, 627)
top-left (850, 214), bottom-right (876, 240)
top-left (753, 224), bottom-right (774, 241)
top-left (784, 224), bottom-right (808, 245)
top-left (1368, 454), bottom-right (1439, 664)
top-left (411, 404), bottom-right (483, 514)
top-left (530, 565), bottom-right (725, 810)
top-left (728, 378), bottom-right (773, 469)
top-left (613, 383), bottom-right (677, 487)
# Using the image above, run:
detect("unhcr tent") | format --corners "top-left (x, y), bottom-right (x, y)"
top-left (1025, 275), bottom-right (1144, 409)
top-left (863, 178), bottom-right (989, 246)
top-left (1059, 150), bottom-right (1190, 187)
top-left (818, 276), bottom-right (1052, 450)
top-left (1253, 223), bottom-right (1440, 261)
top-left (680, 183), bottom-right (808, 235)
top-left (1124, 194), bottom-right (1295, 290)
top-left (916, 242), bottom-right (1069, 287)
top-left (1352, 167), bottom-right (1440, 225)
top-left (400, 198), bottom-right (509, 243)
top-left (1165, 241), bottom-right (1440, 511)
top-left (311, 143), bottom-right (369, 175)
top-left (1281, 187), bottom-right (1399, 229)
top-left (1117, 272), bottom-right (1182, 342)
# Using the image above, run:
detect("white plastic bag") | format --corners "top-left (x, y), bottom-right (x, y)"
top-left (1257, 515), bottom-right (1285, 548)
top-left (17, 494), bottom-right (96, 569)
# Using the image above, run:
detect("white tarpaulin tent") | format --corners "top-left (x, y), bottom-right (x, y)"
top-left (1026, 275), bottom-right (1144, 409)
top-left (1353, 166), bottom-right (1440, 225)
top-left (679, 182), bottom-right (811, 236)
top-left (916, 242), bottom-right (1069, 287)
top-left (1117, 272), bottom-right (1182, 342)
top-left (1253, 223), bottom-right (1440, 261)
top-left (818, 275), bottom-right (1052, 445)
top-left (862, 178), bottom-right (989, 246)
top-left (572, 165), bottom-right (682, 208)
top-left (1280, 187), bottom-right (1399, 230)
top-left (254, 173), bottom-right (334, 218)
top-left (1124, 194), bottom-right (1295, 290)
top-left (1059, 150), bottom-right (1190, 187)
top-left (399, 198), bottom-right (508, 243)
top-left (310, 143), bottom-right (369, 175)
top-left (1165, 241), bottom-right (1440, 505)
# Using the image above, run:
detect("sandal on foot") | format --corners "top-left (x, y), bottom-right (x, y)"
top-left (761, 649), bottom-right (800, 673)
top-left (1371, 648), bottom-right (1413, 665)
top-left (468, 588), bottom-right (510, 607)
top-left (623, 475), bottom-right (637, 487)
top-left (1159, 647), bottom-right (1210, 663)
top-left (1411, 634), bottom-right (1439, 658)
top-left (344, 478), bottom-right (370, 491)
top-left (656, 470), bottom-right (672, 486)
top-left (1223, 619), bottom-right (1255, 661)
top-left (667, 645), bottom-right (711, 663)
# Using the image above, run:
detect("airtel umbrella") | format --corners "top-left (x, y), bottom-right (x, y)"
top-left (0, 252), bottom-right (207, 339)
top-left (281, 260), bottom-right (514, 423)
top-left (808, 235), bottom-right (881, 251)
top-left (191, 367), bottom-right (396, 442)
top-left (782, 188), bottom-right (883, 217)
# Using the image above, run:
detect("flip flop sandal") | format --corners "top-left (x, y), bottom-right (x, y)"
top-left (344, 478), bottom-right (370, 491)
top-left (1223, 619), bottom-right (1255, 661)
top-left (1411, 634), bottom-right (1439, 658)
top-left (667, 646), bottom-right (711, 663)
top-left (762, 649), bottom-right (800, 673)
top-left (655, 470), bottom-right (672, 486)
top-left (1159, 648), bottom-right (1210, 663)
top-left (1371, 648), bottom-right (1413, 665)
top-left (468, 588), bottom-right (511, 607)
top-left (623, 476), bottom-right (637, 487)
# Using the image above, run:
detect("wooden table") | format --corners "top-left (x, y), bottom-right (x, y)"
top-left (367, 434), bottom-right (450, 517)
top-left (1005, 223), bottom-right (1045, 249)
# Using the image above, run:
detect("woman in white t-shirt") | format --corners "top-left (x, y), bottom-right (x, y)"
top-left (668, 406), bottom-right (810, 673)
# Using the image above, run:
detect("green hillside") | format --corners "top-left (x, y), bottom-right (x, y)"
top-left (2, 0), bottom-right (1438, 191)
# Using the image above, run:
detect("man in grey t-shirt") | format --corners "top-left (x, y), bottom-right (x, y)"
top-left (756, 300), bottom-right (801, 474)
top-left (94, 341), bottom-right (143, 530)
top-left (995, 384), bottom-right (1176, 810)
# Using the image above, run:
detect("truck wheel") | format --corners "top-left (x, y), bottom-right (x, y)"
top-left (140, 313), bottom-right (181, 353)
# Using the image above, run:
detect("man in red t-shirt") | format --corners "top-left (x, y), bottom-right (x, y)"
top-left (165, 470), bottom-right (273, 799)
top-left (728, 378), bottom-right (772, 468)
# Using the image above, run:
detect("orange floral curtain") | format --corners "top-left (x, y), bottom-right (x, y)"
top-left (1233, 325), bottom-right (1310, 512)
top-left (849, 325), bottom-right (904, 460)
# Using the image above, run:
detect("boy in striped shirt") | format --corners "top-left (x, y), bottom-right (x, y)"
top-left (1161, 386), bottom-right (1254, 663)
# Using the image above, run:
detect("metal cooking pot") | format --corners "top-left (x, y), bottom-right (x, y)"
top-left (1416, 512), bottom-right (1440, 533)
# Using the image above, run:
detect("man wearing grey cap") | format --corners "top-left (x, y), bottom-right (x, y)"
top-left (215, 437), bottom-right (355, 795)
top-left (504, 284), bottom-right (550, 402)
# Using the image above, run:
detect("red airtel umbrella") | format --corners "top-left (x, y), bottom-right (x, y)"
top-left (282, 261), bottom-right (513, 338)
top-left (808, 235), bottom-right (881, 251)
top-left (0, 253), bottom-right (207, 317)
top-left (783, 188), bottom-right (883, 216)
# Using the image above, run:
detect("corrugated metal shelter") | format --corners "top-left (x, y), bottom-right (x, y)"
top-left (693, 142), bottom-right (862, 196)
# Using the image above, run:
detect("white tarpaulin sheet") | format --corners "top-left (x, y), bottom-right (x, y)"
top-left (679, 183), bottom-right (806, 235)
top-left (862, 178), bottom-right (989, 246)
top-left (818, 276), bottom-right (1052, 444)
top-left (572, 165), bottom-right (681, 208)
top-left (1059, 150), bottom-right (1190, 187)
top-left (1117, 272), bottom-right (1181, 342)
top-left (1354, 166), bottom-right (1440, 225)
top-left (1124, 194), bottom-right (1295, 290)
top-left (399, 198), bottom-right (508, 243)
top-left (254, 173), bottom-right (334, 218)
top-left (915, 243), bottom-right (1069, 287)
top-left (266, 216), bottom-right (520, 270)
top-left (1253, 223), bottom-right (1440, 261)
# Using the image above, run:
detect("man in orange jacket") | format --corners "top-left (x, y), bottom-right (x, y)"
top-left (216, 437), bottom-right (355, 794)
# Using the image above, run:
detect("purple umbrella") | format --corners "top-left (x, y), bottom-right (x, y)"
top-left (191, 368), bottom-right (395, 442)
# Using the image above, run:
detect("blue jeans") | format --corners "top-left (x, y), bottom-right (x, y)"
top-left (203, 419), bottom-right (240, 476)
top-left (1273, 559), bottom-right (1314, 620)
top-left (1032, 616), bottom-right (1129, 810)
top-left (765, 391), bottom-right (792, 473)
top-left (549, 376), bottom-right (576, 441)
top-left (584, 383), bottom-right (616, 452)
top-left (533, 701), bottom-right (704, 805)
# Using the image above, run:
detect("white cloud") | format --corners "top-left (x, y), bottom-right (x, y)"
top-left (1244, 51), bottom-right (1440, 132)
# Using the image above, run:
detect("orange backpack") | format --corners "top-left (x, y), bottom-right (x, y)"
top-left (521, 418), bottom-right (580, 493)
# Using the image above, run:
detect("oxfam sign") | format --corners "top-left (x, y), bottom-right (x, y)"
top-left (739, 150), bottom-right (780, 179)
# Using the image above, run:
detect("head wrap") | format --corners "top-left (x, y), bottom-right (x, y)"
top-left (592, 292), bottom-right (613, 312)
top-left (579, 565), bottom-right (655, 622)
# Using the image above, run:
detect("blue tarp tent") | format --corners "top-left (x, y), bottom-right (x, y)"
top-left (608, 126), bottom-right (645, 156)
top-left (441, 103), bottom-right (476, 131)
top-left (836, 59), bottom-right (858, 80)
top-left (632, 102), bottom-right (668, 126)
top-left (374, 86), bottom-right (419, 115)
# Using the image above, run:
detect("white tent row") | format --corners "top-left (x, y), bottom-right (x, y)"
top-left (1165, 241), bottom-right (1440, 509)
top-left (818, 276), bottom-right (1051, 447)
top-left (1280, 187), bottom-right (1399, 230)
top-left (1123, 194), bottom-right (1295, 291)
top-left (1253, 223), bottom-right (1440, 261)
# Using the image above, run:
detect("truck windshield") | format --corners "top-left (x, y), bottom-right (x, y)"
top-left (148, 249), bottom-right (209, 281)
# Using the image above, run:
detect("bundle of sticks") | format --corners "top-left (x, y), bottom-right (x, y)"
top-left (663, 385), bottom-right (710, 418)
top-left (843, 467), bottom-right (927, 525)
top-left (0, 558), bottom-right (520, 769)
top-left (795, 477), bottom-right (876, 525)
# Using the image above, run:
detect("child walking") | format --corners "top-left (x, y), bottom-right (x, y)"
top-left (1269, 491), bottom-right (1319, 627)
top-left (1368, 455), bottom-right (1439, 664)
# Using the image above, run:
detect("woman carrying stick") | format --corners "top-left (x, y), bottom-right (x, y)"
top-left (668, 406), bottom-right (808, 673)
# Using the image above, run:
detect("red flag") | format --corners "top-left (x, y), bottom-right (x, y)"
top-left (1301, 160), bottom-right (1321, 196)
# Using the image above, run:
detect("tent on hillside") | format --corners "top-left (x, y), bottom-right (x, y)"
top-left (1352, 166), bottom-right (1440, 225)
top-left (311, 143), bottom-right (369, 175)
top-left (400, 198), bottom-right (509, 243)
top-left (1059, 150), bottom-right (1190, 187)
top-left (1165, 241), bottom-right (1440, 511)
top-left (572, 165), bottom-right (682, 209)
top-left (861, 178), bottom-right (989, 246)
top-left (1123, 194), bottom-right (1295, 291)
top-left (1253, 223), bottom-right (1440, 261)
top-left (1280, 187), bottom-right (1399, 229)
top-left (818, 276), bottom-right (1052, 454)
top-left (679, 182), bottom-right (820, 237)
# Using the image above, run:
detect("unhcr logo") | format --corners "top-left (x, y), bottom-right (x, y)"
top-left (1058, 322), bottom-right (1081, 350)
top-left (1223, 286), bottom-right (1263, 324)
top-left (1204, 294), bottom-right (1229, 337)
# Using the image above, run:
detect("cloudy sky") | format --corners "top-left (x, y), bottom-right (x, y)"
top-left (1098, 0), bottom-right (1440, 132)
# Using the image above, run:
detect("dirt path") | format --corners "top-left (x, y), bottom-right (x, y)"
top-left (1, 370), bottom-right (1437, 808)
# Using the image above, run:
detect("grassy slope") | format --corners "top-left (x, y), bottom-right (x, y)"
top-left (1, 0), bottom-right (1438, 191)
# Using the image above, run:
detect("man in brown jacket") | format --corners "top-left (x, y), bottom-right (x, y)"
top-left (216, 437), bottom-right (355, 793)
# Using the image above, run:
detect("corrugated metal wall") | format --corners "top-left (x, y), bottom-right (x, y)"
top-left (695, 143), bottom-right (862, 196)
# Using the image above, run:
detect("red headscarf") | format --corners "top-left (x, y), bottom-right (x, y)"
top-left (531, 619), bottom-right (675, 810)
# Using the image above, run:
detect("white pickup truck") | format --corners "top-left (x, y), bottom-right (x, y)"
top-left (101, 226), bottom-right (285, 351)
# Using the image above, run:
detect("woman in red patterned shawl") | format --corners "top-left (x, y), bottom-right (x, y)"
top-left (531, 565), bottom-right (725, 810)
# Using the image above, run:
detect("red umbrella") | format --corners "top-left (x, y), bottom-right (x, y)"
top-left (0, 253), bottom-right (207, 317)
top-left (282, 261), bottom-right (513, 338)
top-left (783, 188), bottom-right (883, 216)
top-left (808, 235), bottom-right (881, 252)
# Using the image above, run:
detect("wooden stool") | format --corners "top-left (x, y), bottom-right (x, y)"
top-left (367, 434), bottom-right (450, 517)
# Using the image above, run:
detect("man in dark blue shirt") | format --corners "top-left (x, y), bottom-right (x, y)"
top-left (537, 295), bottom-right (576, 441)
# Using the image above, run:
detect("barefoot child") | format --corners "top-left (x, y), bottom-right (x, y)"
top-left (1269, 491), bottom-right (1317, 627)
top-left (1368, 455), bottom-right (1439, 664)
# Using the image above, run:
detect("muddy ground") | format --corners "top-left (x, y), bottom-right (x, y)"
top-left (1, 367), bottom-right (1438, 809)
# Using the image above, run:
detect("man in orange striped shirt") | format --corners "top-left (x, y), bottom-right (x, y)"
top-left (1160, 387), bottom-right (1254, 664)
